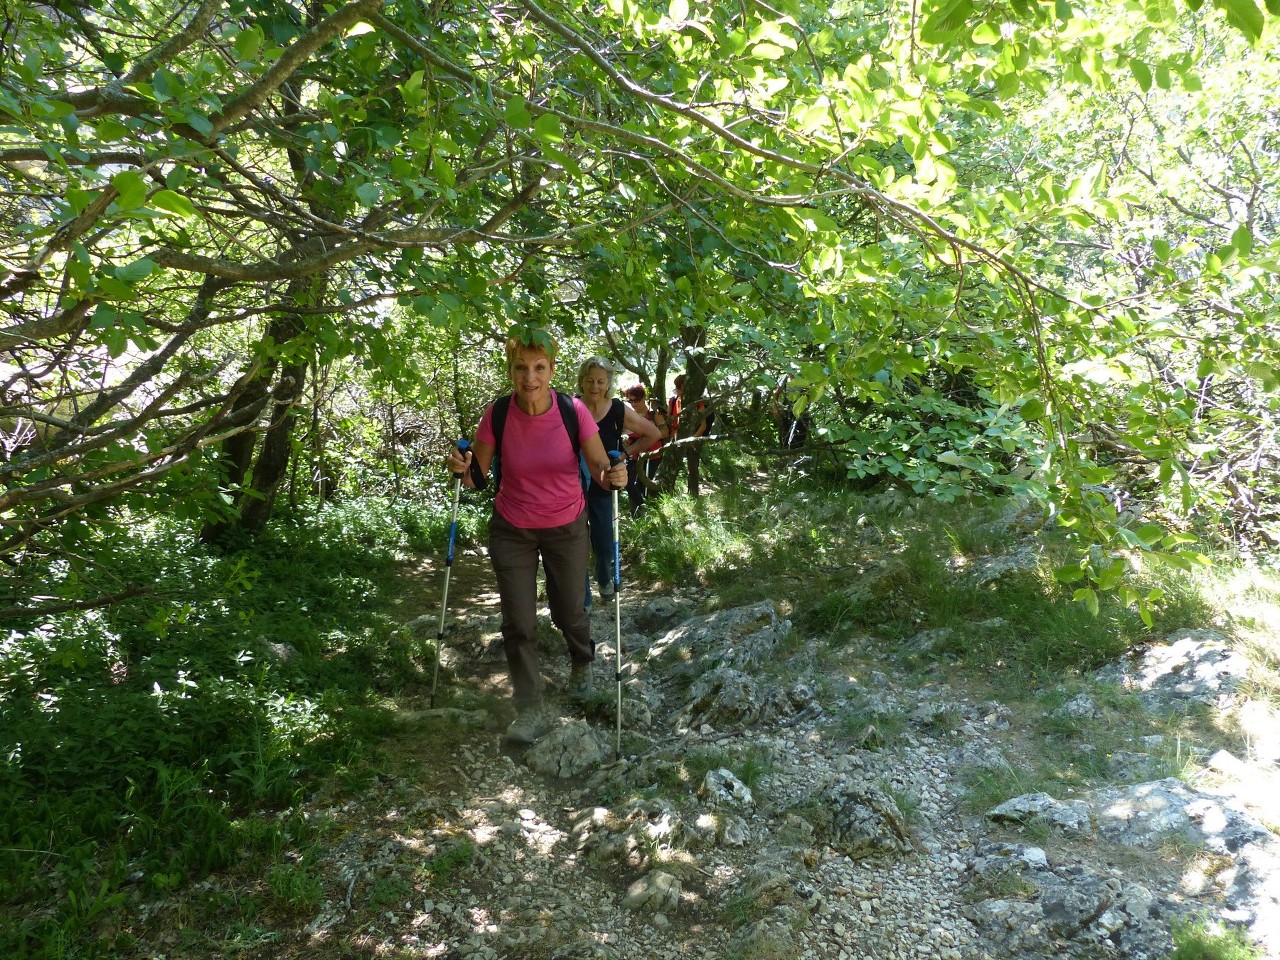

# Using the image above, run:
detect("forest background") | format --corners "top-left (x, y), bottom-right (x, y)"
top-left (1, 0), bottom-right (1278, 955)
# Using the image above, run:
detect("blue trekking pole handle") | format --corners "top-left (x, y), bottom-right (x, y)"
top-left (432, 438), bottom-right (469, 707)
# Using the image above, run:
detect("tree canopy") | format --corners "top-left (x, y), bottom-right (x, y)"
top-left (2, 0), bottom-right (1278, 615)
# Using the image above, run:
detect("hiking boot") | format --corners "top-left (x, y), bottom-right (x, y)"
top-left (567, 662), bottom-right (593, 701)
top-left (506, 704), bottom-right (552, 745)
top-left (599, 581), bottom-right (616, 601)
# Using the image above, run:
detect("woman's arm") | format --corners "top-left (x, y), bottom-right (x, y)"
top-left (581, 433), bottom-right (628, 489)
top-left (621, 404), bottom-right (660, 457)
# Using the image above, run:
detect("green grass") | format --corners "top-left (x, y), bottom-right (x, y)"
top-left (0, 496), bottom-right (461, 959)
top-left (416, 839), bottom-right (476, 888)
top-left (1169, 918), bottom-right (1264, 960)
top-left (626, 492), bottom-right (748, 584)
top-left (835, 704), bottom-right (907, 748)
top-left (959, 761), bottom-right (1034, 814)
top-left (3, 468), bottom-right (1273, 959)
top-left (265, 862), bottom-right (325, 912)
top-left (639, 744), bottom-right (774, 802)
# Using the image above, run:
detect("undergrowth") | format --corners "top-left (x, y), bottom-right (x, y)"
top-left (0, 494), bottom-right (466, 958)
top-left (626, 481), bottom-right (1229, 681)
top-left (3, 463), bottom-right (1274, 958)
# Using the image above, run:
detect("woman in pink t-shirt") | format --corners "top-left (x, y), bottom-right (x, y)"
top-left (447, 330), bottom-right (627, 745)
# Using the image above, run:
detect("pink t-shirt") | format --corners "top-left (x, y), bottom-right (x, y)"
top-left (477, 392), bottom-right (599, 529)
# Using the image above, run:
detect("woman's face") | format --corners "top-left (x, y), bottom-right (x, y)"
top-left (581, 367), bottom-right (611, 402)
top-left (628, 396), bottom-right (647, 415)
top-left (511, 348), bottom-right (554, 398)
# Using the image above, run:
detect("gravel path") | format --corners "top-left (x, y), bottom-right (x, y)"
top-left (284, 560), bottom-right (1279, 960)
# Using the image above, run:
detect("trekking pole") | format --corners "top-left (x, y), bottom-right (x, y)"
top-left (608, 450), bottom-right (624, 760)
top-left (431, 439), bottom-right (469, 708)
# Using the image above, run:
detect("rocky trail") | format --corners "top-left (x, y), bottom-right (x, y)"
top-left (237, 534), bottom-right (1279, 960)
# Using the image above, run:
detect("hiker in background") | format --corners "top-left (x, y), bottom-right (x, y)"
top-left (446, 329), bottom-right (627, 745)
top-left (671, 373), bottom-right (714, 495)
top-left (577, 358), bottom-right (660, 605)
top-left (623, 384), bottom-right (669, 516)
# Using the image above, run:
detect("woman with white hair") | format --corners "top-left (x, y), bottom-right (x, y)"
top-left (577, 357), bottom-right (660, 606)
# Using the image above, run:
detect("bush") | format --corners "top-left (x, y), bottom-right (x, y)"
top-left (0, 499), bottom-right (438, 957)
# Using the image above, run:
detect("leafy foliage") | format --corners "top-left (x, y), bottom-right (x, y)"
top-left (1, 0), bottom-right (1276, 594)
top-left (0, 496), bottom-right (459, 956)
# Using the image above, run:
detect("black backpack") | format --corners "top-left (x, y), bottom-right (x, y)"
top-left (578, 396), bottom-right (625, 493)
top-left (584, 396), bottom-right (626, 455)
top-left (489, 390), bottom-right (580, 493)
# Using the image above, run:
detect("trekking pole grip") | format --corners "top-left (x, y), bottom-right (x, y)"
top-left (452, 438), bottom-right (470, 479)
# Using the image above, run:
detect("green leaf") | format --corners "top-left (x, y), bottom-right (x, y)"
top-left (1138, 600), bottom-right (1153, 628)
top-left (104, 325), bottom-right (128, 358)
top-left (91, 303), bottom-right (119, 329)
top-left (1129, 59), bottom-right (1152, 91)
top-left (1214, 0), bottom-right (1265, 39)
top-left (149, 190), bottom-right (197, 220)
top-left (1073, 586), bottom-right (1100, 616)
top-left (94, 117), bottom-right (130, 142)
top-left (920, 0), bottom-right (974, 44)
top-left (111, 170), bottom-right (148, 210)
top-left (971, 22), bottom-right (1000, 44)
top-left (504, 96), bottom-right (533, 129)
top-left (668, 0), bottom-right (689, 20)
top-left (185, 110), bottom-right (214, 136)
top-left (1231, 223), bottom-right (1253, 254)
top-left (115, 257), bottom-right (156, 283)
top-left (355, 182), bottom-right (381, 207)
top-left (432, 154), bottom-right (456, 189)
top-left (751, 42), bottom-right (788, 60)
top-left (507, 322), bottom-right (552, 350)
top-left (1096, 558), bottom-right (1126, 591)
top-left (1019, 398), bottom-right (1046, 421)
top-left (1117, 527), bottom-right (1146, 549)
top-left (234, 26), bottom-right (264, 61)
top-left (533, 113), bottom-right (563, 143)
top-left (1054, 563), bottom-right (1087, 584)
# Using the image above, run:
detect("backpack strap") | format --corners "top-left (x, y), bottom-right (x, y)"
top-left (491, 394), bottom-right (513, 452)
top-left (491, 391), bottom-right (579, 461)
top-left (609, 398), bottom-right (626, 452)
top-left (555, 390), bottom-right (581, 459)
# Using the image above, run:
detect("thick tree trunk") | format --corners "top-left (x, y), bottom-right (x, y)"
top-left (198, 371), bottom-right (273, 544)
top-left (199, 277), bottom-right (319, 542)
top-left (238, 360), bottom-right (308, 533)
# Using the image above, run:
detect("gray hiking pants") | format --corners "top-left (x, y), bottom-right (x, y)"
top-left (488, 509), bottom-right (594, 708)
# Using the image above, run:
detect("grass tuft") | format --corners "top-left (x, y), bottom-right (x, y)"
top-left (1169, 917), bottom-right (1264, 960)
